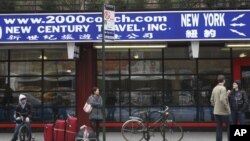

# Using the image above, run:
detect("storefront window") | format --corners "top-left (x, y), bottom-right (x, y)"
top-left (44, 48), bottom-right (68, 60)
top-left (164, 47), bottom-right (189, 59)
top-left (199, 47), bottom-right (230, 58)
top-left (97, 60), bottom-right (129, 75)
top-left (11, 49), bottom-right (42, 60)
top-left (44, 61), bottom-right (75, 75)
top-left (164, 60), bottom-right (196, 74)
top-left (131, 60), bottom-right (162, 74)
top-left (232, 48), bottom-right (250, 58)
top-left (97, 49), bottom-right (128, 59)
top-left (198, 60), bottom-right (231, 74)
top-left (10, 62), bottom-right (42, 75)
top-left (164, 75), bottom-right (196, 91)
top-left (0, 50), bottom-right (8, 60)
top-left (11, 77), bottom-right (42, 91)
top-left (0, 47), bottom-right (76, 122)
top-left (0, 62), bottom-right (8, 76)
top-left (131, 76), bottom-right (162, 90)
top-left (97, 45), bottom-right (232, 123)
top-left (130, 49), bottom-right (162, 59)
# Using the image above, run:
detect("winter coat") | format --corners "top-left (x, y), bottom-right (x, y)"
top-left (210, 83), bottom-right (231, 115)
top-left (15, 103), bottom-right (32, 119)
top-left (229, 90), bottom-right (249, 112)
top-left (88, 95), bottom-right (103, 120)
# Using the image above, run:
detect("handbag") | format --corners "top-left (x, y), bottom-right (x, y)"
top-left (83, 102), bottom-right (92, 113)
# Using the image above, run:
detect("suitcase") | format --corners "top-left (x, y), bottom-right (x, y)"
top-left (54, 119), bottom-right (66, 141)
top-left (44, 124), bottom-right (53, 141)
top-left (65, 116), bottom-right (78, 141)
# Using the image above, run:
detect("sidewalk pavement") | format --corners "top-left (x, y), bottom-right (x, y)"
top-left (0, 131), bottom-right (228, 141)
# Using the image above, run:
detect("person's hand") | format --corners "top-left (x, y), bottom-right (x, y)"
top-left (25, 117), bottom-right (30, 123)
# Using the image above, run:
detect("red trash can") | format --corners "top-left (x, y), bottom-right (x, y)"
top-left (65, 116), bottom-right (78, 141)
top-left (44, 124), bottom-right (53, 141)
top-left (54, 119), bottom-right (66, 141)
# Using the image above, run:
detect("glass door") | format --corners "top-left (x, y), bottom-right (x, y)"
top-left (241, 66), bottom-right (250, 123)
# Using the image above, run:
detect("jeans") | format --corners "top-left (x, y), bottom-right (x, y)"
top-left (11, 122), bottom-right (32, 141)
top-left (231, 110), bottom-right (245, 125)
top-left (214, 115), bottom-right (230, 141)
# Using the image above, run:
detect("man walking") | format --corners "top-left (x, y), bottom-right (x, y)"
top-left (210, 75), bottom-right (231, 141)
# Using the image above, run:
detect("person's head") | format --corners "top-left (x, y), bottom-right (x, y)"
top-left (217, 75), bottom-right (225, 84)
top-left (19, 94), bottom-right (27, 105)
top-left (233, 80), bottom-right (241, 90)
top-left (92, 87), bottom-right (100, 95)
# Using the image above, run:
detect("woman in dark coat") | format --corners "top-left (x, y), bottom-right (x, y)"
top-left (88, 87), bottom-right (103, 141)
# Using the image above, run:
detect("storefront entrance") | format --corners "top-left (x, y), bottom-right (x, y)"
top-left (233, 58), bottom-right (250, 123)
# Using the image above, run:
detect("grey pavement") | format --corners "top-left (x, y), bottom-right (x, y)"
top-left (0, 131), bottom-right (228, 141)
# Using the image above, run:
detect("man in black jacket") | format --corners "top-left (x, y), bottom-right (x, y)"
top-left (228, 80), bottom-right (249, 124)
top-left (11, 94), bottom-right (32, 141)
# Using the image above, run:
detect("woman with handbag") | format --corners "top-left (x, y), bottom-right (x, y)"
top-left (87, 86), bottom-right (103, 141)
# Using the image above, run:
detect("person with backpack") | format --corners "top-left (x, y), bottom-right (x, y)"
top-left (228, 80), bottom-right (249, 125)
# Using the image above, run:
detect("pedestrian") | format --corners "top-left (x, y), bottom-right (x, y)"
top-left (210, 75), bottom-right (231, 141)
top-left (88, 86), bottom-right (103, 141)
top-left (106, 92), bottom-right (117, 120)
top-left (228, 80), bottom-right (249, 125)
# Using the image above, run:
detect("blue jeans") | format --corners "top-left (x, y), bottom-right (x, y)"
top-left (11, 122), bottom-right (32, 141)
top-left (214, 115), bottom-right (230, 141)
top-left (231, 110), bottom-right (245, 125)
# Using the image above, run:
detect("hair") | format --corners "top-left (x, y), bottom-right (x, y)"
top-left (217, 75), bottom-right (225, 83)
top-left (92, 86), bottom-right (99, 95)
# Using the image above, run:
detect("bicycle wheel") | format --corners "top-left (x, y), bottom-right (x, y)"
top-left (161, 122), bottom-right (183, 141)
top-left (121, 119), bottom-right (145, 141)
top-left (18, 125), bottom-right (31, 141)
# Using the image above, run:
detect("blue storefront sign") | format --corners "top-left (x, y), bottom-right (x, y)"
top-left (0, 10), bottom-right (250, 43)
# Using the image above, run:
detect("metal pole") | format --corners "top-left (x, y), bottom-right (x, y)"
top-left (102, 4), bottom-right (106, 141)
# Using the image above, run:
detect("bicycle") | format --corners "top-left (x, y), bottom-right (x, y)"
top-left (121, 106), bottom-right (184, 141)
top-left (15, 112), bottom-right (32, 141)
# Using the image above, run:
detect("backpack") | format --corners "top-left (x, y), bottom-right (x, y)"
top-left (75, 125), bottom-right (96, 141)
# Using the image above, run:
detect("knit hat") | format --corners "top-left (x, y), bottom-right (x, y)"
top-left (234, 80), bottom-right (241, 89)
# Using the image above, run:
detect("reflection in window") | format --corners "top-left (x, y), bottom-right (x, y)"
top-left (131, 76), bottom-right (162, 90)
top-left (44, 48), bottom-right (68, 60)
top-left (164, 75), bottom-right (196, 90)
top-left (0, 50), bottom-right (8, 60)
top-left (130, 90), bottom-right (162, 106)
top-left (11, 49), bottom-right (42, 60)
top-left (169, 91), bottom-right (195, 106)
top-left (164, 47), bottom-right (189, 59)
top-left (97, 76), bottom-right (129, 91)
top-left (164, 60), bottom-right (196, 74)
top-left (43, 91), bottom-right (75, 107)
top-left (44, 76), bottom-right (75, 91)
top-left (44, 61), bottom-right (75, 75)
top-left (97, 60), bottom-right (128, 75)
top-left (0, 62), bottom-right (8, 76)
top-left (198, 60), bottom-right (231, 74)
top-left (131, 60), bottom-right (162, 74)
top-left (199, 47), bottom-right (230, 58)
top-left (10, 62), bottom-right (42, 75)
top-left (97, 49), bottom-right (128, 59)
top-left (10, 77), bottom-right (42, 91)
top-left (130, 49), bottom-right (162, 59)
